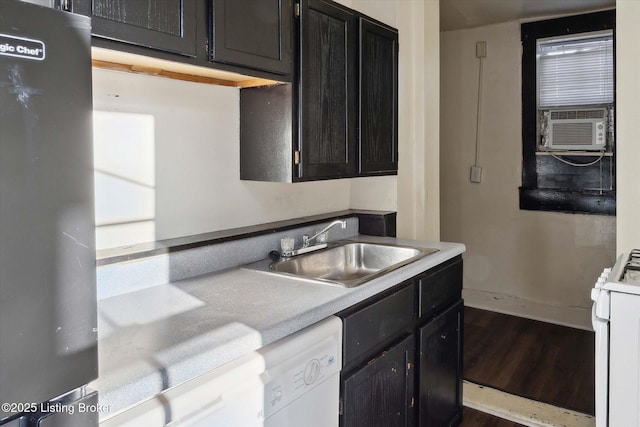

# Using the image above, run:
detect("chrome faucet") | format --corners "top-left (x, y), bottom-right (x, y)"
top-left (280, 219), bottom-right (348, 258)
top-left (303, 220), bottom-right (347, 248)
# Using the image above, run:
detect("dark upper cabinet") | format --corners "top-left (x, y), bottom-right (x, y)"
top-left (298, 0), bottom-right (357, 179)
top-left (342, 335), bottom-right (415, 427)
top-left (418, 300), bottom-right (464, 427)
top-left (358, 17), bottom-right (398, 175)
top-left (71, 0), bottom-right (197, 56)
top-left (239, 0), bottom-right (398, 182)
top-left (210, 0), bottom-right (293, 75)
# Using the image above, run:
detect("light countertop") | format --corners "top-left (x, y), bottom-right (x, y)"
top-left (91, 236), bottom-right (465, 417)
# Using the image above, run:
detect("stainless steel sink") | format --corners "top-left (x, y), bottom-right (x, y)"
top-left (261, 242), bottom-right (438, 287)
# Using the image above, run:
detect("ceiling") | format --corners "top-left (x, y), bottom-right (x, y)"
top-left (440, 0), bottom-right (616, 31)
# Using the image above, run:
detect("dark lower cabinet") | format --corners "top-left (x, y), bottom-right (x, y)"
top-left (70, 0), bottom-right (197, 56)
top-left (418, 300), bottom-right (464, 427)
top-left (339, 256), bottom-right (463, 427)
top-left (210, 0), bottom-right (292, 75)
top-left (341, 283), bottom-right (415, 370)
top-left (342, 335), bottom-right (415, 427)
top-left (418, 258), bottom-right (463, 320)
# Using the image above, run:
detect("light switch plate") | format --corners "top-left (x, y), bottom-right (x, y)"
top-left (470, 166), bottom-right (482, 183)
top-left (476, 41), bottom-right (487, 58)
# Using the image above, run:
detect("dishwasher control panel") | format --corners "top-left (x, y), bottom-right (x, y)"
top-left (258, 317), bottom-right (342, 420)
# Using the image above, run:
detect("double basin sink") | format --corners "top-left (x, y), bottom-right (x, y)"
top-left (246, 240), bottom-right (438, 287)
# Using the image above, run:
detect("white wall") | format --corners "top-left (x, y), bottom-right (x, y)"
top-left (338, 0), bottom-right (442, 241)
top-left (440, 21), bottom-right (616, 329)
top-left (394, 0), bottom-right (441, 241)
top-left (344, 0), bottom-right (399, 214)
top-left (92, 69), bottom-right (355, 240)
top-left (92, 0), bottom-right (441, 246)
top-left (616, 0), bottom-right (640, 254)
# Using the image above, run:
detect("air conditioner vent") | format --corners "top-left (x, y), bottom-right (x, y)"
top-left (544, 108), bottom-right (608, 151)
top-left (550, 109), bottom-right (606, 120)
top-left (552, 123), bottom-right (594, 146)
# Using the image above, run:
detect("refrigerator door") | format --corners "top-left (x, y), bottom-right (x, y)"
top-left (0, 1), bottom-right (96, 421)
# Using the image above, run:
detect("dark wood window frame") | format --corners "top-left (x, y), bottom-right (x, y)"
top-left (520, 10), bottom-right (616, 215)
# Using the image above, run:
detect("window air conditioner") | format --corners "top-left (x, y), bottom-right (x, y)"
top-left (544, 109), bottom-right (607, 151)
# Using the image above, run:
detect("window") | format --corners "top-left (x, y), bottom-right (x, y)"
top-left (538, 32), bottom-right (613, 109)
top-left (520, 10), bottom-right (615, 215)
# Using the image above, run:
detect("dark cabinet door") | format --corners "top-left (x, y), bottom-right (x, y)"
top-left (210, 0), bottom-right (292, 75)
top-left (418, 300), bottom-right (464, 427)
top-left (341, 283), bottom-right (414, 372)
top-left (418, 257), bottom-right (463, 320)
top-left (298, 0), bottom-right (357, 180)
top-left (358, 17), bottom-right (398, 174)
top-left (71, 0), bottom-right (197, 56)
top-left (342, 335), bottom-right (415, 427)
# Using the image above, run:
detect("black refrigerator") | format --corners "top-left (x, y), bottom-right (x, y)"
top-left (0, 1), bottom-right (98, 426)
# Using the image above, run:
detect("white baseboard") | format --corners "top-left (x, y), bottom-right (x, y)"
top-left (462, 288), bottom-right (593, 331)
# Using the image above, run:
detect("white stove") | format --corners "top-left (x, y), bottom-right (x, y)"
top-left (592, 251), bottom-right (640, 427)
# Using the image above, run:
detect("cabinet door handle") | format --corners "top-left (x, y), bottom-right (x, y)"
top-left (441, 333), bottom-right (447, 340)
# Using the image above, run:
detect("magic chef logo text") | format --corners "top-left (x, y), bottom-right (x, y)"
top-left (0, 34), bottom-right (46, 61)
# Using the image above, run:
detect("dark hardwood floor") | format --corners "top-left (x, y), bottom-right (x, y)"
top-left (463, 306), bottom-right (595, 415)
top-left (462, 407), bottom-right (525, 427)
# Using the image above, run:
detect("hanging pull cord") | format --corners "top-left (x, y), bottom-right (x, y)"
top-left (474, 55), bottom-right (484, 168)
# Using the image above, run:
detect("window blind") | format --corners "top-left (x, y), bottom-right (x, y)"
top-left (537, 32), bottom-right (613, 108)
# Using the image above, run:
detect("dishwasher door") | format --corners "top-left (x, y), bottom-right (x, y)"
top-left (260, 316), bottom-right (342, 427)
top-left (265, 371), bottom-right (340, 426)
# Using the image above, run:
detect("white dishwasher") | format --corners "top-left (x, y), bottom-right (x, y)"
top-left (101, 316), bottom-right (342, 427)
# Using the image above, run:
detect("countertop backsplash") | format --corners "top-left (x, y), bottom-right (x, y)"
top-left (96, 217), bottom-right (359, 300)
